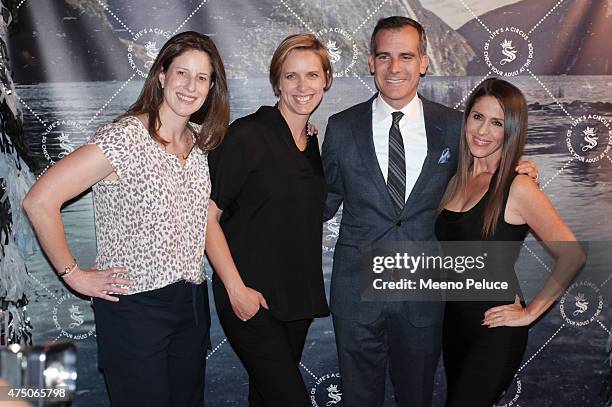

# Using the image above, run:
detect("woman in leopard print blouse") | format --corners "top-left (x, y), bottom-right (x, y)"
top-left (23, 31), bottom-right (229, 407)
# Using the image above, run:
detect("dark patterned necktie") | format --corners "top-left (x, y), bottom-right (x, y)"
top-left (388, 111), bottom-right (406, 212)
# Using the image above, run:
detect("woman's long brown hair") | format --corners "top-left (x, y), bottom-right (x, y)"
top-left (438, 78), bottom-right (528, 238)
top-left (118, 31), bottom-right (229, 152)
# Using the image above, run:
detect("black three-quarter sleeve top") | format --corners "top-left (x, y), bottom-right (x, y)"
top-left (209, 106), bottom-right (330, 322)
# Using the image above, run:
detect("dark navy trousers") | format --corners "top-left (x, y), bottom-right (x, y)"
top-left (93, 281), bottom-right (211, 407)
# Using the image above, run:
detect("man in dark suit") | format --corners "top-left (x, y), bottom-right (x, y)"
top-left (321, 16), bottom-right (460, 407)
top-left (322, 15), bottom-right (538, 406)
top-left (322, 15), bottom-right (539, 406)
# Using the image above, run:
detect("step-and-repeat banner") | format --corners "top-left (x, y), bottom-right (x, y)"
top-left (1, 0), bottom-right (611, 405)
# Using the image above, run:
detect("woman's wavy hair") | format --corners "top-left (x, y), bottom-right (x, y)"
top-left (118, 31), bottom-right (229, 151)
top-left (438, 78), bottom-right (528, 238)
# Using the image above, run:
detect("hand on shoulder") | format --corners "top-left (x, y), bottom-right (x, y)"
top-left (507, 174), bottom-right (576, 241)
top-left (506, 174), bottom-right (546, 225)
top-left (510, 173), bottom-right (540, 197)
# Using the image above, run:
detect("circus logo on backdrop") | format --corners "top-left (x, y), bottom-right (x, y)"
top-left (580, 127), bottom-right (598, 152)
top-left (326, 40), bottom-right (342, 64)
top-left (143, 41), bottom-right (161, 70)
top-left (566, 114), bottom-right (611, 163)
top-left (572, 292), bottom-right (589, 316)
top-left (325, 384), bottom-right (342, 405)
top-left (560, 281), bottom-right (603, 327)
top-left (68, 304), bottom-right (85, 329)
top-left (499, 39), bottom-right (517, 65)
top-left (310, 372), bottom-right (343, 406)
top-left (127, 28), bottom-right (172, 78)
top-left (483, 27), bottom-right (533, 77)
top-left (496, 377), bottom-right (522, 407)
top-left (41, 120), bottom-right (90, 167)
top-left (52, 294), bottom-right (95, 341)
top-left (56, 132), bottom-right (76, 159)
top-left (315, 28), bottom-right (358, 78)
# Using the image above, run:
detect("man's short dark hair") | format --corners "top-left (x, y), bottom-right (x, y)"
top-left (370, 16), bottom-right (428, 56)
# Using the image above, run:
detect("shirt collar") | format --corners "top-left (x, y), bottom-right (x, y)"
top-left (373, 93), bottom-right (421, 123)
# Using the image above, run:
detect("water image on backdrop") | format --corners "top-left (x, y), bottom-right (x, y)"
top-left (1, 0), bottom-right (611, 405)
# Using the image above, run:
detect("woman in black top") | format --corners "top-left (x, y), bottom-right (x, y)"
top-left (206, 34), bottom-right (331, 406)
top-left (435, 78), bottom-right (585, 406)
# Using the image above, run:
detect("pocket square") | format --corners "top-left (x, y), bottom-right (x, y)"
top-left (438, 147), bottom-right (451, 164)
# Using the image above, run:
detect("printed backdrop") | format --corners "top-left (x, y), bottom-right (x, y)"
top-left (3, 0), bottom-right (612, 405)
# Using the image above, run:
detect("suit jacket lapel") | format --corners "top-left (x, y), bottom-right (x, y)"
top-left (352, 95), bottom-right (396, 212)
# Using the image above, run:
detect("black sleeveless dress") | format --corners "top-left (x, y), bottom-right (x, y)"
top-left (435, 174), bottom-right (529, 407)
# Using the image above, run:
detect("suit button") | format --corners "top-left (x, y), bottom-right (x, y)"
top-left (396, 221), bottom-right (402, 226)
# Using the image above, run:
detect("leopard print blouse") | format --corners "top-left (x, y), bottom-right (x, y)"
top-left (88, 116), bottom-right (209, 294)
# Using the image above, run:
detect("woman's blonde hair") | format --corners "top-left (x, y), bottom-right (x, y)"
top-left (269, 34), bottom-right (333, 97)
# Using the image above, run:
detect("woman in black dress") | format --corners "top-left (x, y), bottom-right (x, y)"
top-left (435, 78), bottom-right (585, 406)
top-left (205, 34), bottom-right (331, 406)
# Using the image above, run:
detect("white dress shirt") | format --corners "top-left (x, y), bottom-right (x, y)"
top-left (371, 94), bottom-right (428, 202)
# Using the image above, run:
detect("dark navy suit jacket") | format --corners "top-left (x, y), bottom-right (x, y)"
top-left (322, 94), bottom-right (462, 325)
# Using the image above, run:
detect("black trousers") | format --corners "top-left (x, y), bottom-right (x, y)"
top-left (443, 301), bottom-right (528, 407)
top-left (93, 281), bottom-right (211, 407)
top-left (333, 302), bottom-right (443, 407)
top-left (218, 306), bottom-right (312, 407)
